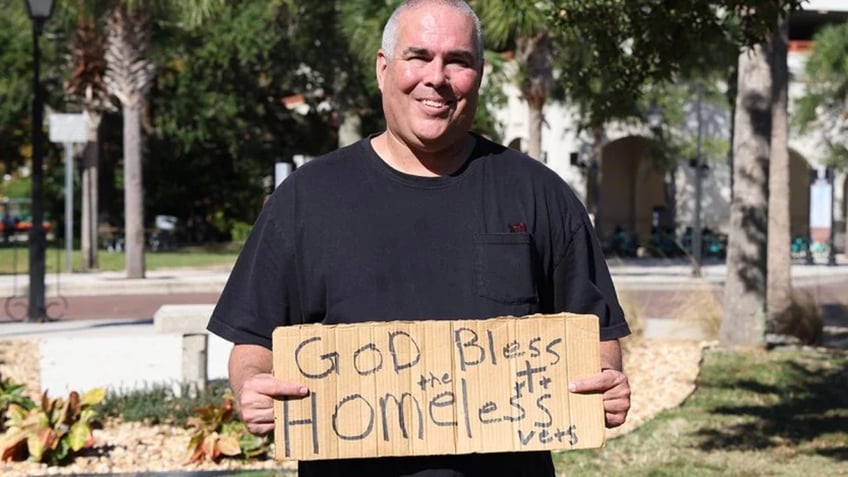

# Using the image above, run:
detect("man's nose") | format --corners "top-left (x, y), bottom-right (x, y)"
top-left (424, 58), bottom-right (447, 86)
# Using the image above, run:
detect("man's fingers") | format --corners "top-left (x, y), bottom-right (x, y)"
top-left (242, 373), bottom-right (309, 398)
top-left (568, 369), bottom-right (619, 393)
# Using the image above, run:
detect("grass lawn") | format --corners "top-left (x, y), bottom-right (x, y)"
top-left (0, 244), bottom-right (240, 274)
top-left (212, 348), bottom-right (848, 476)
top-left (554, 348), bottom-right (848, 476)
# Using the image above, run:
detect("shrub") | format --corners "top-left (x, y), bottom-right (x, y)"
top-left (185, 392), bottom-right (269, 463)
top-left (229, 221), bottom-right (253, 243)
top-left (0, 388), bottom-right (105, 464)
top-left (768, 288), bottom-right (824, 346)
top-left (0, 373), bottom-right (35, 432)
top-left (96, 380), bottom-right (231, 426)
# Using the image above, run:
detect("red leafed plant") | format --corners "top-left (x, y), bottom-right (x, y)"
top-left (184, 392), bottom-right (268, 463)
top-left (0, 388), bottom-right (105, 464)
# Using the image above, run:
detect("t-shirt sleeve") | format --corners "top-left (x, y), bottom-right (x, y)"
top-left (553, 215), bottom-right (630, 341)
top-left (206, 193), bottom-right (298, 350)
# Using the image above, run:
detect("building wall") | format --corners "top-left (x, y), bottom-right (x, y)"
top-left (490, 6), bottom-right (847, 251)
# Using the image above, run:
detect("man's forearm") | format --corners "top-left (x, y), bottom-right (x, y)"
top-left (229, 343), bottom-right (273, 398)
top-left (599, 339), bottom-right (623, 372)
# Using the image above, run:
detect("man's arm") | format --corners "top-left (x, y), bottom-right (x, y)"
top-left (568, 339), bottom-right (631, 428)
top-left (229, 344), bottom-right (309, 435)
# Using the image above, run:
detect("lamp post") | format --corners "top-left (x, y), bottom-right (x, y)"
top-left (24, 0), bottom-right (55, 322)
top-left (646, 101), bottom-right (671, 232)
top-left (827, 167), bottom-right (837, 266)
top-left (691, 83), bottom-right (705, 278)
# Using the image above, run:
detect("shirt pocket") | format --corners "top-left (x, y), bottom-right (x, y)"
top-left (475, 233), bottom-right (538, 305)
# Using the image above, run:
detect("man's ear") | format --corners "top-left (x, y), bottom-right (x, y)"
top-left (375, 50), bottom-right (388, 92)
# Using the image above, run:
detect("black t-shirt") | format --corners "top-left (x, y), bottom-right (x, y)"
top-left (208, 135), bottom-right (629, 476)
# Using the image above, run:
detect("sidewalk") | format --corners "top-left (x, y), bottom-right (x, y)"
top-left (1, 256), bottom-right (846, 399)
top-left (0, 266), bottom-right (232, 298)
top-left (1, 256), bottom-right (846, 298)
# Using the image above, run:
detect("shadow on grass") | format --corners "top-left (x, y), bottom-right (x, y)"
top-left (696, 354), bottom-right (848, 461)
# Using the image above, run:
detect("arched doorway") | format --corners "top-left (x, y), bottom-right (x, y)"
top-left (599, 136), bottom-right (667, 247)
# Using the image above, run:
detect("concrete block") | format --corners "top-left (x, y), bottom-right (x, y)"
top-left (40, 335), bottom-right (183, 397)
top-left (182, 334), bottom-right (208, 397)
top-left (153, 304), bottom-right (216, 334)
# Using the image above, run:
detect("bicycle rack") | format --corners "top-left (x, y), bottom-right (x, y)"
top-left (3, 237), bottom-right (68, 322)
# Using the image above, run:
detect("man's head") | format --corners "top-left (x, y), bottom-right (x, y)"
top-left (382, 0), bottom-right (484, 70)
top-left (376, 0), bottom-right (484, 155)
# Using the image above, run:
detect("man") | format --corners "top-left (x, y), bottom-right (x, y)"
top-left (207, 1), bottom-right (630, 475)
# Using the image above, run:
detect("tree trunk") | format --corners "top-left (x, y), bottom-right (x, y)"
top-left (124, 102), bottom-right (145, 278)
top-left (516, 33), bottom-right (551, 162)
top-left (591, 126), bottom-right (605, 238)
top-left (767, 21), bottom-right (792, 326)
top-left (80, 112), bottom-right (101, 271)
top-left (720, 44), bottom-right (772, 348)
top-left (527, 99), bottom-right (543, 160)
top-left (337, 108), bottom-right (362, 148)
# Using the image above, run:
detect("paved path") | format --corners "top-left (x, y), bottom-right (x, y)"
top-left (1, 292), bottom-right (221, 322)
top-left (1, 258), bottom-right (846, 324)
top-left (0, 257), bottom-right (845, 398)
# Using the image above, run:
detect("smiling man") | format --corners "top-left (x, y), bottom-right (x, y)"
top-left (208, 1), bottom-right (631, 476)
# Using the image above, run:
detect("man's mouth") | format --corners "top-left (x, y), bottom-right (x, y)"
top-left (421, 99), bottom-right (450, 108)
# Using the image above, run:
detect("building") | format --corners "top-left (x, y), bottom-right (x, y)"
top-left (494, 1), bottom-right (848, 256)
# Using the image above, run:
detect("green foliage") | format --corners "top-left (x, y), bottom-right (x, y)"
top-left (0, 388), bottom-right (105, 464)
top-left (475, 0), bottom-right (552, 49)
top-left (0, 373), bottom-right (36, 433)
top-left (184, 392), bottom-right (269, 463)
top-left (0, 0), bottom-right (70, 176)
top-left (229, 221), bottom-right (253, 244)
top-left (95, 380), bottom-right (231, 426)
top-left (548, 0), bottom-right (801, 130)
top-left (794, 22), bottom-right (848, 169)
top-left (145, 1), bottom-right (342, 233)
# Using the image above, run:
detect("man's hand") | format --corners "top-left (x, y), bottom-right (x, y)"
top-left (568, 368), bottom-right (631, 428)
top-left (237, 373), bottom-right (309, 435)
top-left (229, 344), bottom-right (309, 436)
top-left (568, 339), bottom-right (631, 428)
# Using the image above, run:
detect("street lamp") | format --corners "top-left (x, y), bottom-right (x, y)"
top-left (24, 0), bottom-right (55, 322)
top-left (646, 102), bottom-right (664, 135)
top-left (691, 83), bottom-right (705, 278)
top-left (827, 167), bottom-right (837, 266)
top-left (645, 101), bottom-right (673, 233)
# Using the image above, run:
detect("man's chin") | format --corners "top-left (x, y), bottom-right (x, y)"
top-left (412, 129), bottom-right (468, 152)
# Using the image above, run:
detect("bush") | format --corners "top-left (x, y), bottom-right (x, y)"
top-left (768, 289), bottom-right (824, 346)
top-left (229, 221), bottom-right (253, 243)
top-left (0, 373), bottom-right (35, 432)
top-left (0, 388), bottom-right (105, 464)
top-left (96, 380), bottom-right (231, 426)
top-left (185, 392), bottom-right (269, 463)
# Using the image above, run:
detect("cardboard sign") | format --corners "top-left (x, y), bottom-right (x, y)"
top-left (272, 313), bottom-right (604, 461)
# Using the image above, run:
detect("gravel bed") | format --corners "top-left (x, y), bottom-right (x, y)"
top-left (0, 337), bottom-right (707, 475)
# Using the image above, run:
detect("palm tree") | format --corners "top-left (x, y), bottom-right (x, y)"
top-left (103, 4), bottom-right (153, 278)
top-left (65, 14), bottom-right (110, 272)
top-left (474, 0), bottom-right (552, 161)
top-left (101, 0), bottom-right (220, 278)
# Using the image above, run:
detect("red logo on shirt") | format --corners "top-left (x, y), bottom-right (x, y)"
top-left (509, 222), bottom-right (527, 233)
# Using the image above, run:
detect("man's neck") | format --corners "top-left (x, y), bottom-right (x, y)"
top-left (371, 131), bottom-right (475, 177)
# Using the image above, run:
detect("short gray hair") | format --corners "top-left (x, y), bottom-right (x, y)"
top-left (381, 0), bottom-right (484, 68)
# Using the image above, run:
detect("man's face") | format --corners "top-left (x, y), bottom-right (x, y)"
top-left (376, 4), bottom-right (482, 153)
